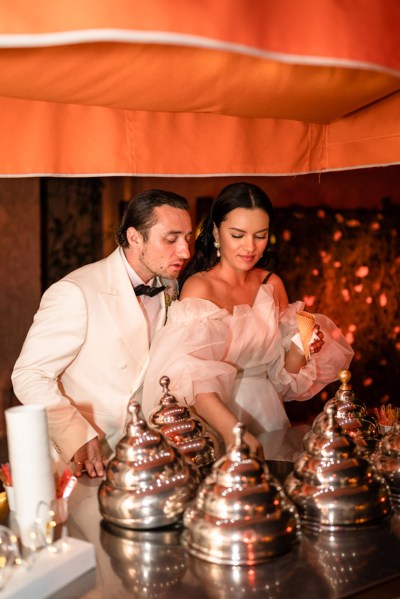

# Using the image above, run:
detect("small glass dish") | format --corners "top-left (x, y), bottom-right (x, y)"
top-left (0, 492), bottom-right (8, 524)
top-left (380, 424), bottom-right (393, 435)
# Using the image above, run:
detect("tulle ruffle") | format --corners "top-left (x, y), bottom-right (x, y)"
top-left (142, 298), bottom-right (237, 418)
top-left (142, 285), bottom-right (354, 432)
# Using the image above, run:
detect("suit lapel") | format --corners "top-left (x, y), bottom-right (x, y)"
top-left (100, 249), bottom-right (149, 364)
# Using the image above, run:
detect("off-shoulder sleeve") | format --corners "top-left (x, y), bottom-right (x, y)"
top-left (267, 300), bottom-right (354, 402)
top-left (142, 298), bottom-right (237, 418)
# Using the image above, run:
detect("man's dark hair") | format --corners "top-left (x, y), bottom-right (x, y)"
top-left (116, 189), bottom-right (189, 247)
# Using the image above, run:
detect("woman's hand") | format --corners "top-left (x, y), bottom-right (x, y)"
top-left (194, 392), bottom-right (265, 460)
top-left (309, 324), bottom-right (324, 356)
top-left (286, 323), bottom-right (325, 372)
top-left (224, 429), bottom-right (265, 460)
top-left (243, 431), bottom-right (265, 460)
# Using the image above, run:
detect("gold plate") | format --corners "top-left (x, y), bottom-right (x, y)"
top-left (0, 491), bottom-right (9, 524)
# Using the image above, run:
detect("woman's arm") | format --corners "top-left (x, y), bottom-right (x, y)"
top-left (194, 391), bottom-right (264, 459)
top-left (285, 344), bottom-right (307, 373)
top-left (268, 273), bottom-right (324, 373)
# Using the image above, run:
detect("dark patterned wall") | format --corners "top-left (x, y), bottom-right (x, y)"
top-left (0, 179), bottom-right (41, 434)
top-left (41, 178), bottom-right (104, 289)
top-left (272, 203), bottom-right (400, 422)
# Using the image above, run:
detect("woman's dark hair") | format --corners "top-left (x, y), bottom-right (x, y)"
top-left (179, 182), bottom-right (275, 288)
top-left (116, 189), bottom-right (189, 247)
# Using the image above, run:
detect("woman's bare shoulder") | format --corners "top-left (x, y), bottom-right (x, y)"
top-left (263, 272), bottom-right (289, 310)
top-left (180, 272), bottom-right (213, 300)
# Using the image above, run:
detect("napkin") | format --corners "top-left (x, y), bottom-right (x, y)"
top-left (5, 405), bottom-right (55, 547)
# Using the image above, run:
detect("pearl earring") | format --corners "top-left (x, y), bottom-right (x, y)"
top-left (213, 240), bottom-right (221, 258)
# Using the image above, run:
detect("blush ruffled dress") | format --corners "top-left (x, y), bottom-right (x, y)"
top-left (142, 282), bottom-right (354, 435)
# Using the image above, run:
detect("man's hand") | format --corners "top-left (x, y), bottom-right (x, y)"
top-left (73, 437), bottom-right (107, 478)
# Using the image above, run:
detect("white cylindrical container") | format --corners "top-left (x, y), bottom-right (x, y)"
top-left (5, 485), bottom-right (15, 511)
top-left (5, 405), bottom-right (55, 546)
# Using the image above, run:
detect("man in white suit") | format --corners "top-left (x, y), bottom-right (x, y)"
top-left (12, 189), bottom-right (192, 478)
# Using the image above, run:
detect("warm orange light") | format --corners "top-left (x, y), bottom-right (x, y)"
top-left (320, 252), bottom-right (332, 264)
top-left (303, 295), bottom-right (316, 307)
top-left (355, 266), bottom-right (369, 278)
top-left (341, 289), bottom-right (350, 301)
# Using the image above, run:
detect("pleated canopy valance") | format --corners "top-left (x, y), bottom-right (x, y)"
top-left (0, 0), bottom-right (399, 176)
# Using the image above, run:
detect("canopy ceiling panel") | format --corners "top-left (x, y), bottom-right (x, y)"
top-left (0, 0), bottom-right (399, 176)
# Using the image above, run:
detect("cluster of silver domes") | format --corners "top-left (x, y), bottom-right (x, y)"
top-left (98, 371), bottom-right (398, 569)
top-left (285, 402), bottom-right (391, 531)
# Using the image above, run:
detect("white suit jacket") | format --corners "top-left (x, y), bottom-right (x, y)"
top-left (11, 248), bottom-right (170, 464)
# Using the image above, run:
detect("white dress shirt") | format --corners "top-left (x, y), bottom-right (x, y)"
top-left (119, 247), bottom-right (163, 343)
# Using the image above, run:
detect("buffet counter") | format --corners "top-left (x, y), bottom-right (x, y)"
top-left (53, 425), bottom-right (400, 599)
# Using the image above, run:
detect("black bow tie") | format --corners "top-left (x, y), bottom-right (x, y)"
top-left (134, 284), bottom-right (166, 297)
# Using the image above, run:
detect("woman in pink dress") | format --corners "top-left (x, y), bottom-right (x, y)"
top-left (142, 182), bottom-right (353, 457)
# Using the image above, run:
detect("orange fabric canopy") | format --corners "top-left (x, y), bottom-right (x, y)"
top-left (0, 0), bottom-right (399, 176)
